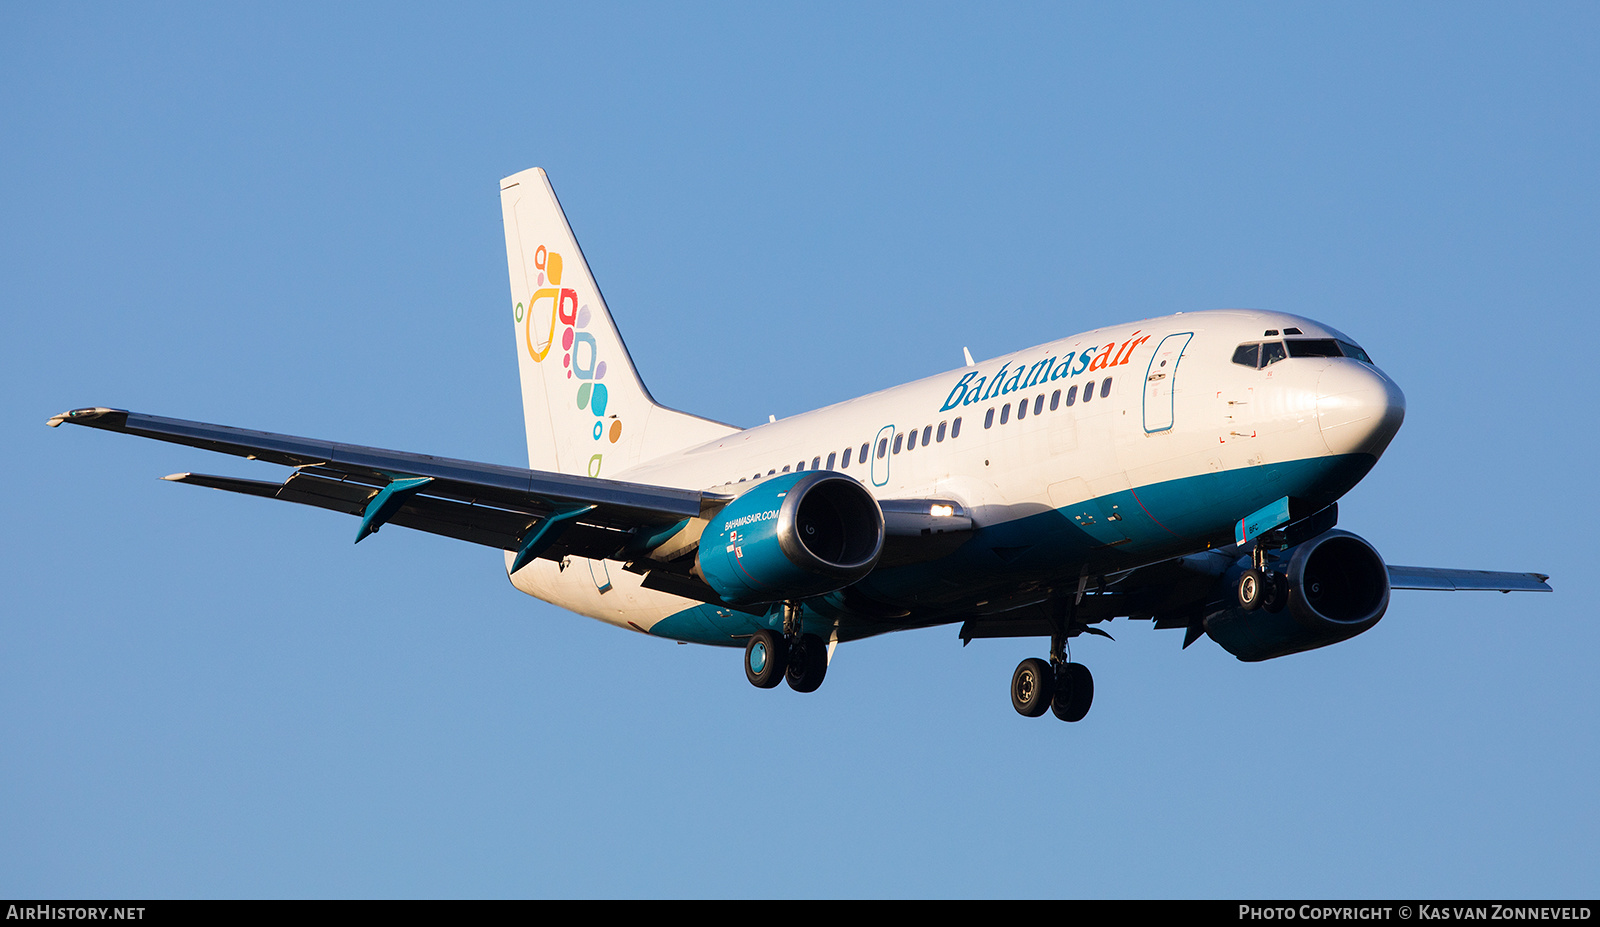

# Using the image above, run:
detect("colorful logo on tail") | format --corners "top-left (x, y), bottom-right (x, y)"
top-left (512, 244), bottom-right (621, 478)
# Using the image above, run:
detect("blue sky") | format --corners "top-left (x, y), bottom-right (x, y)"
top-left (3, 2), bottom-right (1596, 898)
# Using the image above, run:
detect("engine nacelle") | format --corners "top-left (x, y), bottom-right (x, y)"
top-left (697, 471), bottom-right (884, 605)
top-left (1205, 529), bottom-right (1391, 662)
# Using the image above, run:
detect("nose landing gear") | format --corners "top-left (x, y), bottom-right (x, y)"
top-left (1237, 542), bottom-right (1289, 612)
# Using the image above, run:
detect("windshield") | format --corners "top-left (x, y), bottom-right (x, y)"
top-left (1231, 337), bottom-right (1374, 369)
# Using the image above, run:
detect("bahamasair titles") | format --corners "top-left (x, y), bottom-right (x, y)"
top-left (50, 168), bottom-right (1551, 722)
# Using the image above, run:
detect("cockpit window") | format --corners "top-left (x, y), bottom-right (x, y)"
top-left (1234, 337), bottom-right (1375, 368)
top-left (1286, 339), bottom-right (1342, 358)
top-left (1337, 340), bottom-right (1373, 364)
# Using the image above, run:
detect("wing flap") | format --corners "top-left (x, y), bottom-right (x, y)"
top-left (165, 469), bottom-right (643, 558)
top-left (162, 472), bottom-right (285, 500)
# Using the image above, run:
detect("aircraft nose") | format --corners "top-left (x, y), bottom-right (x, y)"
top-left (1316, 362), bottom-right (1406, 458)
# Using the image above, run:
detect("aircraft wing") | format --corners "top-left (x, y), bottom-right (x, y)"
top-left (957, 551), bottom-right (1552, 647)
top-left (48, 407), bottom-right (731, 568)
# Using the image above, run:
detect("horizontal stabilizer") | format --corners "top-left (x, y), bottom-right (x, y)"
top-left (1387, 565), bottom-right (1552, 593)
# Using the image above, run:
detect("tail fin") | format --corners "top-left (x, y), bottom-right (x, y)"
top-left (500, 168), bottom-right (738, 477)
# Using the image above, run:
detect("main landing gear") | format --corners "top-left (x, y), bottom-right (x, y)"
top-left (743, 603), bottom-right (829, 693)
top-left (1011, 655), bottom-right (1094, 722)
top-left (1011, 613), bottom-right (1095, 722)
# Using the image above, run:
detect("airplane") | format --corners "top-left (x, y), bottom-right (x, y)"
top-left (49, 167), bottom-right (1552, 723)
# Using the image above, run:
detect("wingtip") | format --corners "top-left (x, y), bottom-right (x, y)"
top-left (47, 407), bottom-right (123, 428)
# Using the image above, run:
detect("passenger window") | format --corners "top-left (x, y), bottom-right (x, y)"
top-left (877, 438), bottom-right (888, 459)
top-left (1016, 399), bottom-right (1027, 420)
top-left (1066, 385), bottom-right (1077, 406)
top-left (1232, 343), bottom-right (1260, 368)
top-left (922, 425), bottom-right (932, 445)
top-left (768, 469), bottom-right (775, 476)
top-left (952, 417), bottom-right (962, 438)
top-left (1101, 378), bottom-right (1112, 398)
top-left (1260, 341), bottom-right (1286, 367)
top-left (839, 448), bottom-right (849, 469)
top-left (811, 456), bottom-right (821, 470)
top-left (859, 443), bottom-right (869, 464)
top-left (826, 452), bottom-right (836, 470)
top-left (906, 429), bottom-right (917, 451)
top-left (984, 408), bottom-right (995, 429)
top-left (782, 465), bottom-right (791, 473)
top-left (1034, 395), bottom-right (1044, 416)
top-left (1000, 404), bottom-right (1010, 424)
top-left (1082, 379), bottom-right (1094, 402)
top-left (1050, 390), bottom-right (1060, 411)
top-left (936, 421), bottom-right (947, 442)
top-left (893, 434), bottom-right (904, 454)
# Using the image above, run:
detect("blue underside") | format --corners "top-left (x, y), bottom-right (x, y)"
top-left (648, 453), bottom-right (1376, 646)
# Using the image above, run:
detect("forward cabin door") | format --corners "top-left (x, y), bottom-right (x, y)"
top-left (1142, 332), bottom-right (1193, 434)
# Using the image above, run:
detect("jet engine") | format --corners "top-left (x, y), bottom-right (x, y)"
top-left (1205, 529), bottom-right (1390, 662)
top-left (697, 471), bottom-right (884, 605)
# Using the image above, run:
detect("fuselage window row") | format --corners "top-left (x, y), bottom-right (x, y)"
top-left (734, 418), bottom-right (963, 483)
top-left (739, 375), bottom-right (1117, 480)
top-left (982, 379), bottom-right (1113, 428)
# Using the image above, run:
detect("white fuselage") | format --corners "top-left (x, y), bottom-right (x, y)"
top-left (508, 308), bottom-right (1405, 642)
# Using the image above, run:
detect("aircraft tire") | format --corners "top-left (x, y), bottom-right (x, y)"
top-left (745, 629), bottom-right (788, 689)
top-left (1011, 658), bottom-right (1055, 718)
top-left (1051, 662), bottom-right (1094, 722)
top-left (1262, 571), bottom-right (1289, 613)
top-left (1237, 568), bottom-right (1265, 611)
top-left (785, 633), bottom-right (829, 693)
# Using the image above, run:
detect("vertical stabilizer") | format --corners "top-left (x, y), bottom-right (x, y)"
top-left (501, 168), bottom-right (737, 477)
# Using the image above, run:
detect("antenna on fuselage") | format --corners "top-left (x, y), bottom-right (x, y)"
top-left (962, 347), bottom-right (976, 367)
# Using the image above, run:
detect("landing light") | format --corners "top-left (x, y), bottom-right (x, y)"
top-left (931, 504), bottom-right (956, 517)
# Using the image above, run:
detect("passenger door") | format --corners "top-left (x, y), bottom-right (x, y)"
top-left (1143, 332), bottom-right (1193, 433)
